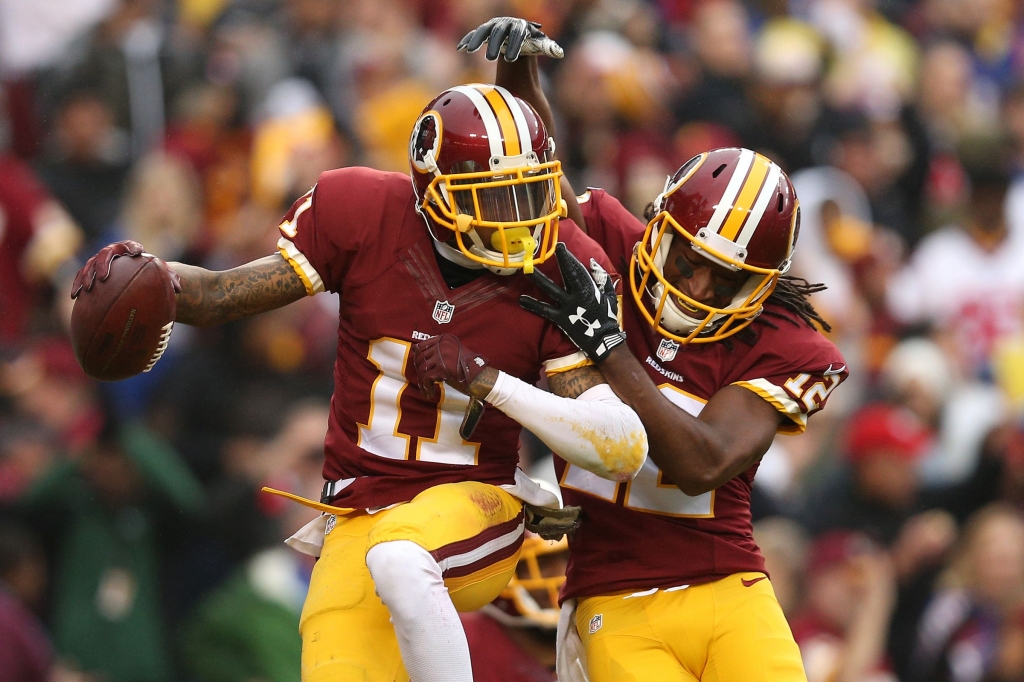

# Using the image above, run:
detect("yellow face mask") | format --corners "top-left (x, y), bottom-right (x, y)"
top-left (421, 160), bottom-right (567, 273)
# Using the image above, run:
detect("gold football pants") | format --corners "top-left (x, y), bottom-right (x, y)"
top-left (299, 481), bottom-right (524, 682)
top-left (576, 573), bottom-right (807, 682)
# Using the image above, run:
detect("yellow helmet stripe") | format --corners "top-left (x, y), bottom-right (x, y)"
top-left (495, 85), bottom-right (534, 155)
top-left (737, 162), bottom-right (783, 247)
top-left (719, 153), bottom-right (772, 241)
top-left (704, 149), bottom-right (755, 236)
top-left (477, 85), bottom-right (522, 157)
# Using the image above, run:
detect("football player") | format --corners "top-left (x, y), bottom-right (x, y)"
top-left (70, 76), bottom-right (649, 681)
top-left (463, 18), bottom-right (848, 681)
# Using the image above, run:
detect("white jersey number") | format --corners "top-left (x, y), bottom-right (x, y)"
top-left (561, 384), bottom-right (714, 518)
top-left (357, 338), bottom-right (480, 465)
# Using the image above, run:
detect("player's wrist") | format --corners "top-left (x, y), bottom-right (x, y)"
top-left (467, 366), bottom-right (498, 400)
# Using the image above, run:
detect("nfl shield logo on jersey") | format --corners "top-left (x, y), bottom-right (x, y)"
top-left (589, 614), bottom-right (603, 634)
top-left (432, 300), bottom-right (455, 324)
top-left (656, 338), bottom-right (680, 362)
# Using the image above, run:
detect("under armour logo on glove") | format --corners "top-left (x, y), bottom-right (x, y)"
top-left (568, 307), bottom-right (601, 337)
top-left (519, 243), bottom-right (626, 364)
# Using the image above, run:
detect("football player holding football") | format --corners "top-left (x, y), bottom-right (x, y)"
top-left (464, 17), bottom-right (848, 681)
top-left (70, 67), bottom-right (649, 681)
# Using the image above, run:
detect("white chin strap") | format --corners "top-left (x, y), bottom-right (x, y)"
top-left (433, 238), bottom-right (485, 270)
top-left (648, 233), bottom-right (760, 336)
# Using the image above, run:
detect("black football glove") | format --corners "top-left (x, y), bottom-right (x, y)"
top-left (519, 243), bottom-right (626, 364)
top-left (457, 16), bottom-right (564, 62)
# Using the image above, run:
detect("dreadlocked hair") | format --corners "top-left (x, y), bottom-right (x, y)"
top-left (760, 276), bottom-right (831, 332)
top-left (732, 276), bottom-right (830, 347)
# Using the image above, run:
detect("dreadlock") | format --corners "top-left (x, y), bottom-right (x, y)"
top-left (756, 276), bottom-right (831, 332)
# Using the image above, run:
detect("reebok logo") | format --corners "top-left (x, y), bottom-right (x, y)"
top-left (741, 576), bottom-right (767, 588)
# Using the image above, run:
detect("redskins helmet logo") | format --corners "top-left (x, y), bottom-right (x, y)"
top-left (410, 112), bottom-right (442, 173)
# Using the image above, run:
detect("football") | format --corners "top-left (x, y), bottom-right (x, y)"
top-left (70, 254), bottom-right (178, 381)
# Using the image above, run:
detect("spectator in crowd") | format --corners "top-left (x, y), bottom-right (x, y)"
top-left (791, 530), bottom-right (899, 682)
top-left (0, 521), bottom-right (54, 682)
top-left (908, 504), bottom-right (1024, 682)
top-left (17, 418), bottom-right (203, 682)
top-left (0, 111), bottom-right (82, 345)
top-left (887, 155), bottom-right (1024, 378)
top-left (180, 545), bottom-right (308, 682)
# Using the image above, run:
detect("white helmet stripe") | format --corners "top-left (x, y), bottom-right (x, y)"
top-left (449, 85), bottom-right (503, 160)
top-left (495, 85), bottom-right (533, 156)
top-left (736, 162), bottom-right (783, 247)
top-left (704, 148), bottom-right (755, 235)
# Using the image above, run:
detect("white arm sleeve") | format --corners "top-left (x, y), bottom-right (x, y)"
top-left (485, 371), bottom-right (648, 482)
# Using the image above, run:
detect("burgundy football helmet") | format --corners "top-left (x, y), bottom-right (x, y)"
top-left (631, 147), bottom-right (800, 343)
top-left (409, 84), bottom-right (566, 274)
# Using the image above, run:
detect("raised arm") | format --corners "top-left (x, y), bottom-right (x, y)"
top-left (71, 241), bottom-right (308, 328)
top-left (461, 17), bottom-right (587, 232)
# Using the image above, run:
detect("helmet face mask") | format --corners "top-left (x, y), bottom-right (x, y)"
top-left (410, 85), bottom-right (567, 275)
top-left (629, 148), bottom-right (800, 343)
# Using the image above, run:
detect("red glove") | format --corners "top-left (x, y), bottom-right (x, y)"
top-left (71, 240), bottom-right (181, 298)
top-left (412, 334), bottom-right (490, 399)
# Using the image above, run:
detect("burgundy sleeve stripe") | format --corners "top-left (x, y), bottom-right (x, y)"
top-left (431, 510), bottom-right (525, 579)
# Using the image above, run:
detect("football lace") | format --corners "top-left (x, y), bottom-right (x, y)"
top-left (143, 321), bottom-right (174, 372)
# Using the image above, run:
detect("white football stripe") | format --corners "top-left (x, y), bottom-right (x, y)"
top-left (495, 85), bottom-right (533, 156)
top-left (736, 162), bottom-right (783, 247)
top-left (436, 520), bottom-right (525, 573)
top-left (450, 85), bottom-right (503, 160)
top-left (705, 148), bottom-right (755, 235)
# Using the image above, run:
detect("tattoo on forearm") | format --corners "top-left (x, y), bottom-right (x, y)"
top-left (172, 254), bottom-right (308, 327)
top-left (548, 366), bottom-right (605, 399)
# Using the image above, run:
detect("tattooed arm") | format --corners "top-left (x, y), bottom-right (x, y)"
top-left (169, 254), bottom-right (309, 327)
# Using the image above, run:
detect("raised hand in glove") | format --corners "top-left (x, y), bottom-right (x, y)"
top-left (519, 243), bottom-right (626, 364)
top-left (71, 240), bottom-right (181, 298)
top-left (457, 16), bottom-right (563, 61)
top-left (412, 334), bottom-right (490, 400)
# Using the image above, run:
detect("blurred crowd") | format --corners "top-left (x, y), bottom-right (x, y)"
top-left (2, 0), bottom-right (1024, 681)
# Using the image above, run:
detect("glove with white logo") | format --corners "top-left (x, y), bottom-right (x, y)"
top-left (519, 243), bottom-right (626, 364)
top-left (457, 16), bottom-right (564, 61)
top-left (412, 334), bottom-right (490, 400)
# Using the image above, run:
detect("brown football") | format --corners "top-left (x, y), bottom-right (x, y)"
top-left (70, 254), bottom-right (177, 381)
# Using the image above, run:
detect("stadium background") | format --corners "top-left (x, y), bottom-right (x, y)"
top-left (2, 0), bottom-right (1024, 680)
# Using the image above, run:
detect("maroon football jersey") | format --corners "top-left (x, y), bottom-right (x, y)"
top-left (556, 189), bottom-right (848, 599)
top-left (276, 167), bottom-right (612, 509)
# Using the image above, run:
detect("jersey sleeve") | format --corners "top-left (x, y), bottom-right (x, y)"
top-left (730, 322), bottom-right (848, 434)
top-left (276, 167), bottom-right (391, 295)
top-left (538, 219), bottom-right (621, 375)
top-left (576, 188), bottom-right (647, 276)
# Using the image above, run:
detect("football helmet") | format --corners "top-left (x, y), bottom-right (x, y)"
top-left (409, 84), bottom-right (566, 275)
top-left (483, 535), bottom-right (567, 628)
top-left (631, 147), bottom-right (800, 343)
